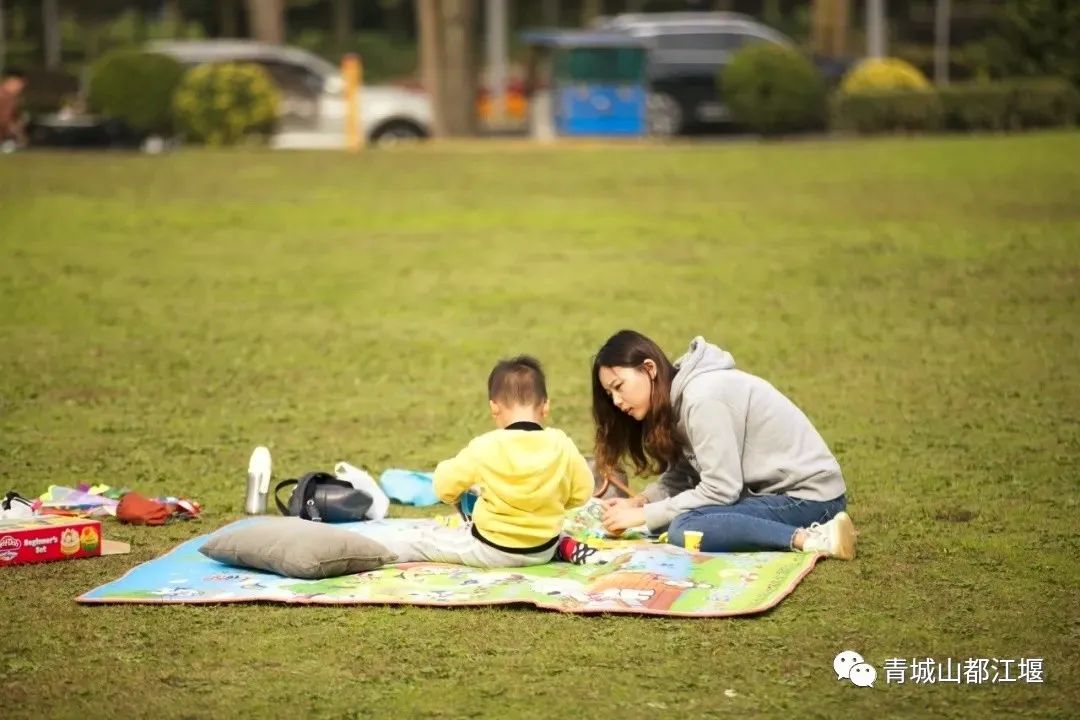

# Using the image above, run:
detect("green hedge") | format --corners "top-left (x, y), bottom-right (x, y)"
top-left (832, 78), bottom-right (1078, 134)
top-left (938, 84), bottom-right (1014, 131)
top-left (88, 49), bottom-right (185, 135)
top-left (1007, 78), bottom-right (1079, 128)
top-left (830, 89), bottom-right (944, 134)
top-left (720, 44), bottom-right (826, 135)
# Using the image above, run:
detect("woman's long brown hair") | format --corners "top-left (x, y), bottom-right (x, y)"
top-left (592, 330), bottom-right (685, 480)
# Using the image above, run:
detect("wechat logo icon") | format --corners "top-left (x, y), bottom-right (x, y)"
top-left (834, 651), bottom-right (876, 688)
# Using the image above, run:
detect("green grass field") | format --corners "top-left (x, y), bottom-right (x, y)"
top-left (1, 133), bottom-right (1077, 718)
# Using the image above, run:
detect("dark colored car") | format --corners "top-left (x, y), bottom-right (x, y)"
top-left (28, 113), bottom-right (140, 148)
top-left (592, 12), bottom-right (848, 136)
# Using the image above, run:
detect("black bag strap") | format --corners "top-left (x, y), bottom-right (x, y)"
top-left (274, 472), bottom-right (342, 521)
top-left (299, 472), bottom-right (324, 522)
top-left (273, 478), bottom-right (299, 516)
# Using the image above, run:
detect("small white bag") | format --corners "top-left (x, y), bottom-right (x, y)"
top-left (333, 462), bottom-right (390, 521)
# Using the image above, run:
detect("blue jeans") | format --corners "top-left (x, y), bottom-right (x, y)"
top-left (667, 494), bottom-right (847, 552)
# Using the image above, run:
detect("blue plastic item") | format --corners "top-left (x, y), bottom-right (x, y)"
top-left (557, 85), bottom-right (646, 136)
top-left (457, 489), bottom-right (479, 520)
top-left (378, 469), bottom-right (440, 507)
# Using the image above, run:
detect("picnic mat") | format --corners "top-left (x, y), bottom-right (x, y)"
top-left (78, 502), bottom-right (822, 616)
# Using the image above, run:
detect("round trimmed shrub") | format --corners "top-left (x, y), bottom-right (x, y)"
top-left (172, 63), bottom-right (280, 146)
top-left (841, 57), bottom-right (930, 94)
top-left (88, 50), bottom-right (185, 135)
top-left (720, 44), bottom-right (827, 135)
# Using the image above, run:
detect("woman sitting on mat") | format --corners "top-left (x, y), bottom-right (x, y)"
top-left (591, 329), bottom-right (857, 559)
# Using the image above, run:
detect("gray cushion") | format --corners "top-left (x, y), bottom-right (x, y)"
top-left (199, 517), bottom-right (397, 579)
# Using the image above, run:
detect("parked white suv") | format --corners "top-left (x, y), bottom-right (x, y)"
top-left (147, 40), bottom-right (432, 148)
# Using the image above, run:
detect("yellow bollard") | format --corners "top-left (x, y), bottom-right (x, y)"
top-left (342, 53), bottom-right (364, 152)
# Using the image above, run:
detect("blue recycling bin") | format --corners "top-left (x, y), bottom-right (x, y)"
top-left (523, 31), bottom-right (649, 138)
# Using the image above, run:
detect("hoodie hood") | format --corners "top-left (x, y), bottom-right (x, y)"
top-left (670, 336), bottom-right (736, 407)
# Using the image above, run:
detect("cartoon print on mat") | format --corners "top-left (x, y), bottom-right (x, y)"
top-left (82, 501), bottom-right (824, 615)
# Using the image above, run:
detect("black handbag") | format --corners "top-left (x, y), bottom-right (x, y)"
top-left (274, 472), bottom-right (373, 522)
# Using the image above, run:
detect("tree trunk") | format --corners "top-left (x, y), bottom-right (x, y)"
top-left (246, 0), bottom-right (285, 45)
top-left (485, 0), bottom-right (508, 125)
top-left (812, 0), bottom-right (851, 59)
top-left (0, 0), bottom-right (6, 76)
top-left (416, 0), bottom-right (446, 136)
top-left (442, 0), bottom-right (477, 136)
top-left (42, 0), bottom-right (61, 68)
top-left (332, 0), bottom-right (353, 59)
top-left (417, 0), bottom-right (478, 138)
top-left (830, 0), bottom-right (850, 58)
top-left (866, 0), bottom-right (886, 59)
top-left (220, 0), bottom-right (239, 37)
top-left (581, 0), bottom-right (602, 27)
top-left (933, 0), bottom-right (951, 85)
top-left (811, 0), bottom-right (826, 56)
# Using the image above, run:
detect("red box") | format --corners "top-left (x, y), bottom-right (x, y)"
top-left (0, 516), bottom-right (103, 566)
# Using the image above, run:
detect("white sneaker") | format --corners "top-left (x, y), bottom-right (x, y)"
top-left (801, 511), bottom-right (856, 560)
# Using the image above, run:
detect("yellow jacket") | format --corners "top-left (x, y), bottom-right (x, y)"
top-left (433, 426), bottom-right (594, 549)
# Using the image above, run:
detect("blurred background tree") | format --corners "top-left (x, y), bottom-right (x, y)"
top-left (1, 0), bottom-right (1076, 118)
top-left (981, 0), bottom-right (1079, 86)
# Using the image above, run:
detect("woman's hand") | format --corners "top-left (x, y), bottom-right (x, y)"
top-left (601, 504), bottom-right (646, 536)
top-left (600, 495), bottom-right (646, 510)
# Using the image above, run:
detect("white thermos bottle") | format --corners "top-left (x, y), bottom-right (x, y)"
top-left (245, 446), bottom-right (272, 514)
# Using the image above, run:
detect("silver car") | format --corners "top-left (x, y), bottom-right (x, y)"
top-left (591, 12), bottom-right (793, 135)
top-left (147, 40), bottom-right (432, 148)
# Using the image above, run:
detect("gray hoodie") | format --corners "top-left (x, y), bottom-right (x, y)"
top-left (641, 337), bottom-right (846, 531)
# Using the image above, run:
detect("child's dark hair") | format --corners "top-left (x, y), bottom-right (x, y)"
top-left (488, 355), bottom-right (547, 407)
top-left (2, 67), bottom-right (27, 81)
